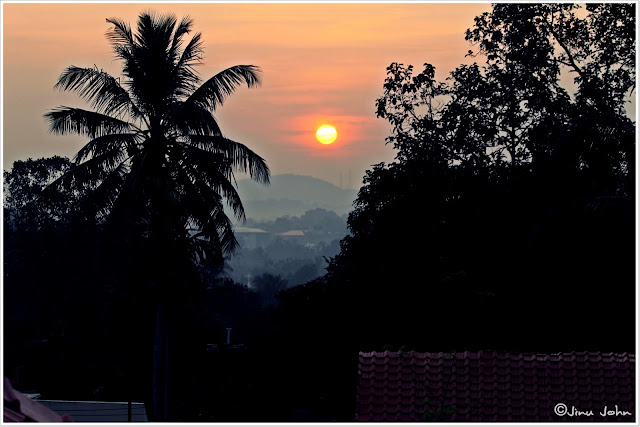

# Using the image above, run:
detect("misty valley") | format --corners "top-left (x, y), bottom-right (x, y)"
top-left (228, 209), bottom-right (346, 296)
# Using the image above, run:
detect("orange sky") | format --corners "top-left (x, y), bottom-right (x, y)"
top-left (2, 2), bottom-right (491, 188)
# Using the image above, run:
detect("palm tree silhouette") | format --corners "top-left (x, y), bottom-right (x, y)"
top-left (45, 11), bottom-right (268, 260)
top-left (44, 11), bottom-right (269, 420)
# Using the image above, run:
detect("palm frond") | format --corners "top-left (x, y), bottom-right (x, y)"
top-left (209, 205), bottom-right (240, 255)
top-left (167, 101), bottom-right (222, 136)
top-left (42, 145), bottom-right (129, 207)
top-left (77, 161), bottom-right (129, 222)
top-left (169, 16), bottom-right (195, 63)
top-left (122, 12), bottom-right (181, 111)
top-left (74, 133), bottom-right (141, 164)
top-left (105, 17), bottom-right (135, 47)
top-left (44, 107), bottom-right (134, 139)
top-left (172, 143), bottom-right (247, 221)
top-left (192, 204), bottom-right (239, 257)
top-left (187, 207), bottom-right (239, 262)
top-left (185, 135), bottom-right (270, 184)
top-left (72, 148), bottom-right (130, 190)
top-left (172, 32), bottom-right (203, 97)
top-left (186, 65), bottom-right (262, 111)
top-left (135, 11), bottom-right (175, 56)
top-left (54, 66), bottom-right (141, 119)
top-left (114, 45), bottom-right (145, 106)
top-left (186, 237), bottom-right (215, 265)
top-left (169, 157), bottom-right (240, 257)
top-left (176, 31), bottom-right (202, 67)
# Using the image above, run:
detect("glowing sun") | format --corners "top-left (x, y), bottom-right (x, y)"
top-left (316, 125), bottom-right (337, 144)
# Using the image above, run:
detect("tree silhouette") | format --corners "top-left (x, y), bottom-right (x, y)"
top-left (275, 5), bottom-right (634, 416)
top-left (338, 3), bottom-right (635, 351)
top-left (466, 3), bottom-right (635, 194)
top-left (3, 156), bottom-right (77, 230)
top-left (43, 11), bottom-right (269, 420)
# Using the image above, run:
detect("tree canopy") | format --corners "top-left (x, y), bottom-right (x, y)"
top-left (280, 2), bottom-right (635, 355)
top-left (43, 11), bottom-right (270, 267)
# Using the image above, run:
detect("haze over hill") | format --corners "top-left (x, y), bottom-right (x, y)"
top-left (234, 174), bottom-right (359, 221)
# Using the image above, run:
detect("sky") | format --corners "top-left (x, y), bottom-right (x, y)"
top-left (2, 2), bottom-right (491, 189)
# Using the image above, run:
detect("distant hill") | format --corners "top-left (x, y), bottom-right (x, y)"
top-left (234, 174), bottom-right (359, 221)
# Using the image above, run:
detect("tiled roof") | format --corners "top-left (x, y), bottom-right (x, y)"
top-left (356, 350), bottom-right (635, 422)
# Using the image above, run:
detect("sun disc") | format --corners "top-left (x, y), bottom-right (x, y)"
top-left (316, 125), bottom-right (337, 144)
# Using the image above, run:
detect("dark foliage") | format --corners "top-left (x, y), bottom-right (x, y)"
top-left (274, 3), bottom-right (635, 420)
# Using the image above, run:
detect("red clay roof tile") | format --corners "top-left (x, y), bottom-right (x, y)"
top-left (356, 350), bottom-right (635, 422)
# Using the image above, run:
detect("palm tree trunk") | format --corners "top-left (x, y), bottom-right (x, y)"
top-left (152, 301), bottom-right (167, 421)
top-left (164, 331), bottom-right (170, 421)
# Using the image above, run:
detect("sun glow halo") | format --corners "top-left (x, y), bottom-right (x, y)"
top-left (316, 125), bottom-right (337, 144)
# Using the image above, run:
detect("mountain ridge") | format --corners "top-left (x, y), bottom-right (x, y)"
top-left (234, 174), bottom-right (359, 221)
